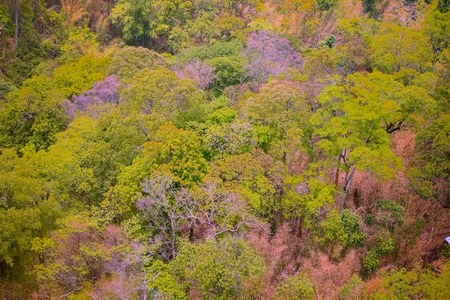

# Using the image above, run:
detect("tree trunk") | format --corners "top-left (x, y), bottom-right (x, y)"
top-left (34, 0), bottom-right (39, 20)
top-left (343, 167), bottom-right (356, 193)
top-left (312, 282), bottom-right (320, 300)
top-left (170, 213), bottom-right (176, 260)
top-left (13, 0), bottom-right (19, 49)
top-left (335, 157), bottom-right (341, 186)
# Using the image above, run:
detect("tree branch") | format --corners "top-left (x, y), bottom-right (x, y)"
top-left (49, 286), bottom-right (83, 299)
top-left (143, 271), bottom-right (162, 284)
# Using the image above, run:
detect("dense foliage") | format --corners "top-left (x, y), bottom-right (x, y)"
top-left (0, 0), bottom-right (449, 299)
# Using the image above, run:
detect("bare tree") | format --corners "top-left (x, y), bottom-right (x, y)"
top-left (175, 58), bottom-right (216, 90)
top-left (136, 175), bottom-right (186, 260)
top-left (135, 174), bottom-right (259, 260)
top-left (190, 180), bottom-right (258, 238)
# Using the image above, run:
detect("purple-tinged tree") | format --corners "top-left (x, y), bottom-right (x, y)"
top-left (175, 58), bottom-right (216, 90)
top-left (72, 75), bottom-right (121, 111)
top-left (63, 76), bottom-right (120, 121)
top-left (244, 31), bottom-right (303, 83)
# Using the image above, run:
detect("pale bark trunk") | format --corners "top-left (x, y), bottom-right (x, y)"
top-left (13, 0), bottom-right (19, 49)
top-left (344, 167), bottom-right (356, 193)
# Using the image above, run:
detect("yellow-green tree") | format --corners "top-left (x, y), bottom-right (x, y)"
top-left (0, 74), bottom-right (66, 150)
top-left (120, 67), bottom-right (207, 125)
top-left (239, 78), bottom-right (311, 163)
top-left (169, 236), bottom-right (265, 299)
top-left (310, 72), bottom-right (403, 192)
top-left (371, 24), bottom-right (433, 74)
top-left (0, 147), bottom-right (61, 268)
top-left (370, 262), bottom-right (450, 299)
top-left (53, 54), bottom-right (112, 99)
top-left (106, 124), bottom-right (208, 212)
top-left (423, 10), bottom-right (450, 64)
top-left (105, 46), bottom-right (169, 80)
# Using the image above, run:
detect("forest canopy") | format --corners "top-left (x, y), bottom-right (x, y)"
top-left (0, 0), bottom-right (449, 299)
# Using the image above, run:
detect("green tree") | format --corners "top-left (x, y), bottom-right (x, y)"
top-left (207, 150), bottom-right (286, 221)
top-left (310, 73), bottom-right (403, 193)
top-left (169, 236), bottom-right (266, 299)
top-left (109, 0), bottom-right (153, 46)
top-left (213, 14), bottom-right (245, 41)
top-left (370, 262), bottom-right (450, 299)
top-left (371, 24), bottom-right (433, 74)
top-left (187, 96), bottom-right (256, 160)
top-left (106, 46), bottom-right (169, 80)
top-left (95, 108), bottom-right (164, 165)
top-left (319, 209), bottom-right (366, 250)
top-left (373, 200), bottom-right (405, 232)
top-left (176, 40), bottom-right (244, 64)
top-left (239, 78), bottom-right (312, 162)
top-left (408, 114), bottom-right (450, 204)
top-left (0, 4), bottom-right (14, 39)
top-left (275, 273), bottom-right (315, 300)
top-left (53, 54), bottom-right (112, 98)
top-left (107, 124), bottom-right (208, 212)
top-left (0, 74), bottom-right (66, 150)
top-left (374, 232), bottom-right (395, 255)
top-left (281, 169), bottom-right (336, 227)
top-left (435, 48), bottom-right (450, 92)
top-left (207, 56), bottom-right (246, 93)
top-left (338, 274), bottom-right (365, 300)
top-left (0, 147), bottom-right (61, 268)
top-left (0, 79), bottom-right (15, 100)
top-left (59, 27), bottom-right (99, 64)
top-left (122, 123), bottom-right (208, 186)
top-left (423, 10), bottom-right (450, 64)
top-left (317, 0), bottom-right (338, 11)
top-left (200, 118), bottom-right (256, 160)
top-left (36, 116), bottom-right (114, 207)
top-left (185, 12), bottom-right (215, 45)
top-left (362, 250), bottom-right (379, 275)
top-left (143, 259), bottom-right (188, 299)
top-left (1, 0), bottom-right (65, 85)
top-left (110, 0), bottom-right (192, 50)
top-left (120, 67), bottom-right (207, 124)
